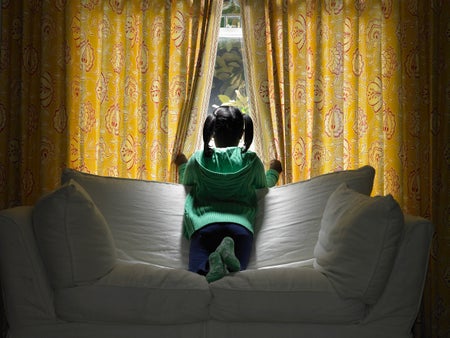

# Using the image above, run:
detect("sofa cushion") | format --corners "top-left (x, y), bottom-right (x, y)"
top-left (32, 181), bottom-right (116, 288)
top-left (55, 261), bottom-right (210, 324)
top-left (209, 267), bottom-right (366, 323)
top-left (32, 180), bottom-right (116, 288)
top-left (313, 183), bottom-right (404, 304)
top-left (249, 165), bottom-right (375, 269)
top-left (61, 169), bottom-right (190, 269)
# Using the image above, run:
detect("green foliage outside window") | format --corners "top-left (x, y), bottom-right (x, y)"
top-left (209, 0), bottom-right (249, 114)
top-left (213, 39), bottom-right (249, 113)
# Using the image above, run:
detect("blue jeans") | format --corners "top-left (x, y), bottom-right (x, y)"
top-left (188, 223), bottom-right (253, 275)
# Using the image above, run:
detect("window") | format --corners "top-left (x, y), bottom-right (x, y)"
top-left (208, 0), bottom-right (249, 115)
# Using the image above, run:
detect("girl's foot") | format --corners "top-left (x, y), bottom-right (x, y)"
top-left (216, 237), bottom-right (241, 272)
top-left (206, 252), bottom-right (227, 283)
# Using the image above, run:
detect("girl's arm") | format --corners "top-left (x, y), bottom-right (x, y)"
top-left (266, 169), bottom-right (280, 188)
top-left (266, 160), bottom-right (282, 187)
top-left (254, 158), bottom-right (282, 188)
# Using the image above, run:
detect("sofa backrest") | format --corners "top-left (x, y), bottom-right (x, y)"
top-left (61, 169), bottom-right (190, 269)
top-left (250, 165), bottom-right (375, 268)
top-left (62, 165), bottom-right (375, 270)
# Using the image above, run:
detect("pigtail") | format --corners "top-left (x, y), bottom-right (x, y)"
top-left (242, 114), bottom-right (253, 153)
top-left (203, 114), bottom-right (215, 157)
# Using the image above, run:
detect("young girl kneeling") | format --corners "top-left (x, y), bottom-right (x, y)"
top-left (175, 106), bottom-right (282, 282)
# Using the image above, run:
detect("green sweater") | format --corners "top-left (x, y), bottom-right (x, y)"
top-left (178, 147), bottom-right (279, 239)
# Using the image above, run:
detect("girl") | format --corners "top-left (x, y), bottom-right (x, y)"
top-left (175, 106), bottom-right (282, 282)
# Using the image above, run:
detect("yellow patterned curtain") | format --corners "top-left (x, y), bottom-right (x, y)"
top-left (241, 0), bottom-right (449, 337)
top-left (0, 1), bottom-right (69, 207)
top-left (0, 0), bottom-right (221, 208)
top-left (67, 0), bottom-right (221, 181)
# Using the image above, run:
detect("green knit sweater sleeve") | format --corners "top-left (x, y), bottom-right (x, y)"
top-left (177, 163), bottom-right (187, 184)
top-left (266, 168), bottom-right (280, 187)
top-left (252, 156), bottom-right (280, 188)
top-left (178, 160), bottom-right (196, 185)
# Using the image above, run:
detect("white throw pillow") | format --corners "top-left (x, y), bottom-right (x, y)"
top-left (61, 168), bottom-right (190, 269)
top-left (313, 183), bottom-right (404, 304)
top-left (249, 165), bottom-right (376, 269)
top-left (33, 180), bottom-right (116, 288)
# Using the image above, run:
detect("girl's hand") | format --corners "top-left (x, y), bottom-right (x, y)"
top-left (174, 153), bottom-right (188, 166)
top-left (270, 159), bottom-right (283, 173)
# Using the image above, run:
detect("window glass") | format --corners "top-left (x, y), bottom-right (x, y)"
top-left (208, 0), bottom-right (249, 115)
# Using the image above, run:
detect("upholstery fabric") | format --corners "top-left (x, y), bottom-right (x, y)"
top-left (210, 267), bottom-right (366, 323)
top-left (314, 183), bottom-right (404, 304)
top-left (249, 165), bottom-right (375, 269)
top-left (0, 167), bottom-right (435, 337)
top-left (32, 180), bottom-right (116, 288)
top-left (62, 166), bottom-right (375, 271)
top-left (61, 168), bottom-right (190, 269)
top-left (55, 261), bottom-right (210, 325)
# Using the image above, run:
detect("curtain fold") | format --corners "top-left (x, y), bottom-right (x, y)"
top-left (0, 1), bottom-right (68, 207)
top-left (174, 0), bottom-right (223, 161)
top-left (241, 0), bottom-right (449, 337)
top-left (0, 0), bottom-right (221, 208)
top-left (67, 0), bottom-right (220, 182)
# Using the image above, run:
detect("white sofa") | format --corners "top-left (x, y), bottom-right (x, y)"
top-left (0, 166), bottom-right (433, 338)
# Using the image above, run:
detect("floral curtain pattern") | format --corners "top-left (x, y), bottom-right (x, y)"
top-left (0, 1), bottom-right (68, 207)
top-left (67, 0), bottom-right (220, 181)
top-left (0, 0), bottom-right (220, 208)
top-left (0, 0), bottom-right (448, 337)
top-left (241, 0), bottom-right (449, 336)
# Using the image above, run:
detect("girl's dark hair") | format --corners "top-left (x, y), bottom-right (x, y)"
top-left (203, 106), bottom-right (254, 157)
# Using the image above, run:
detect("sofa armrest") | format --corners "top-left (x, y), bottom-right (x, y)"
top-left (362, 214), bottom-right (434, 332)
top-left (0, 206), bottom-right (56, 328)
